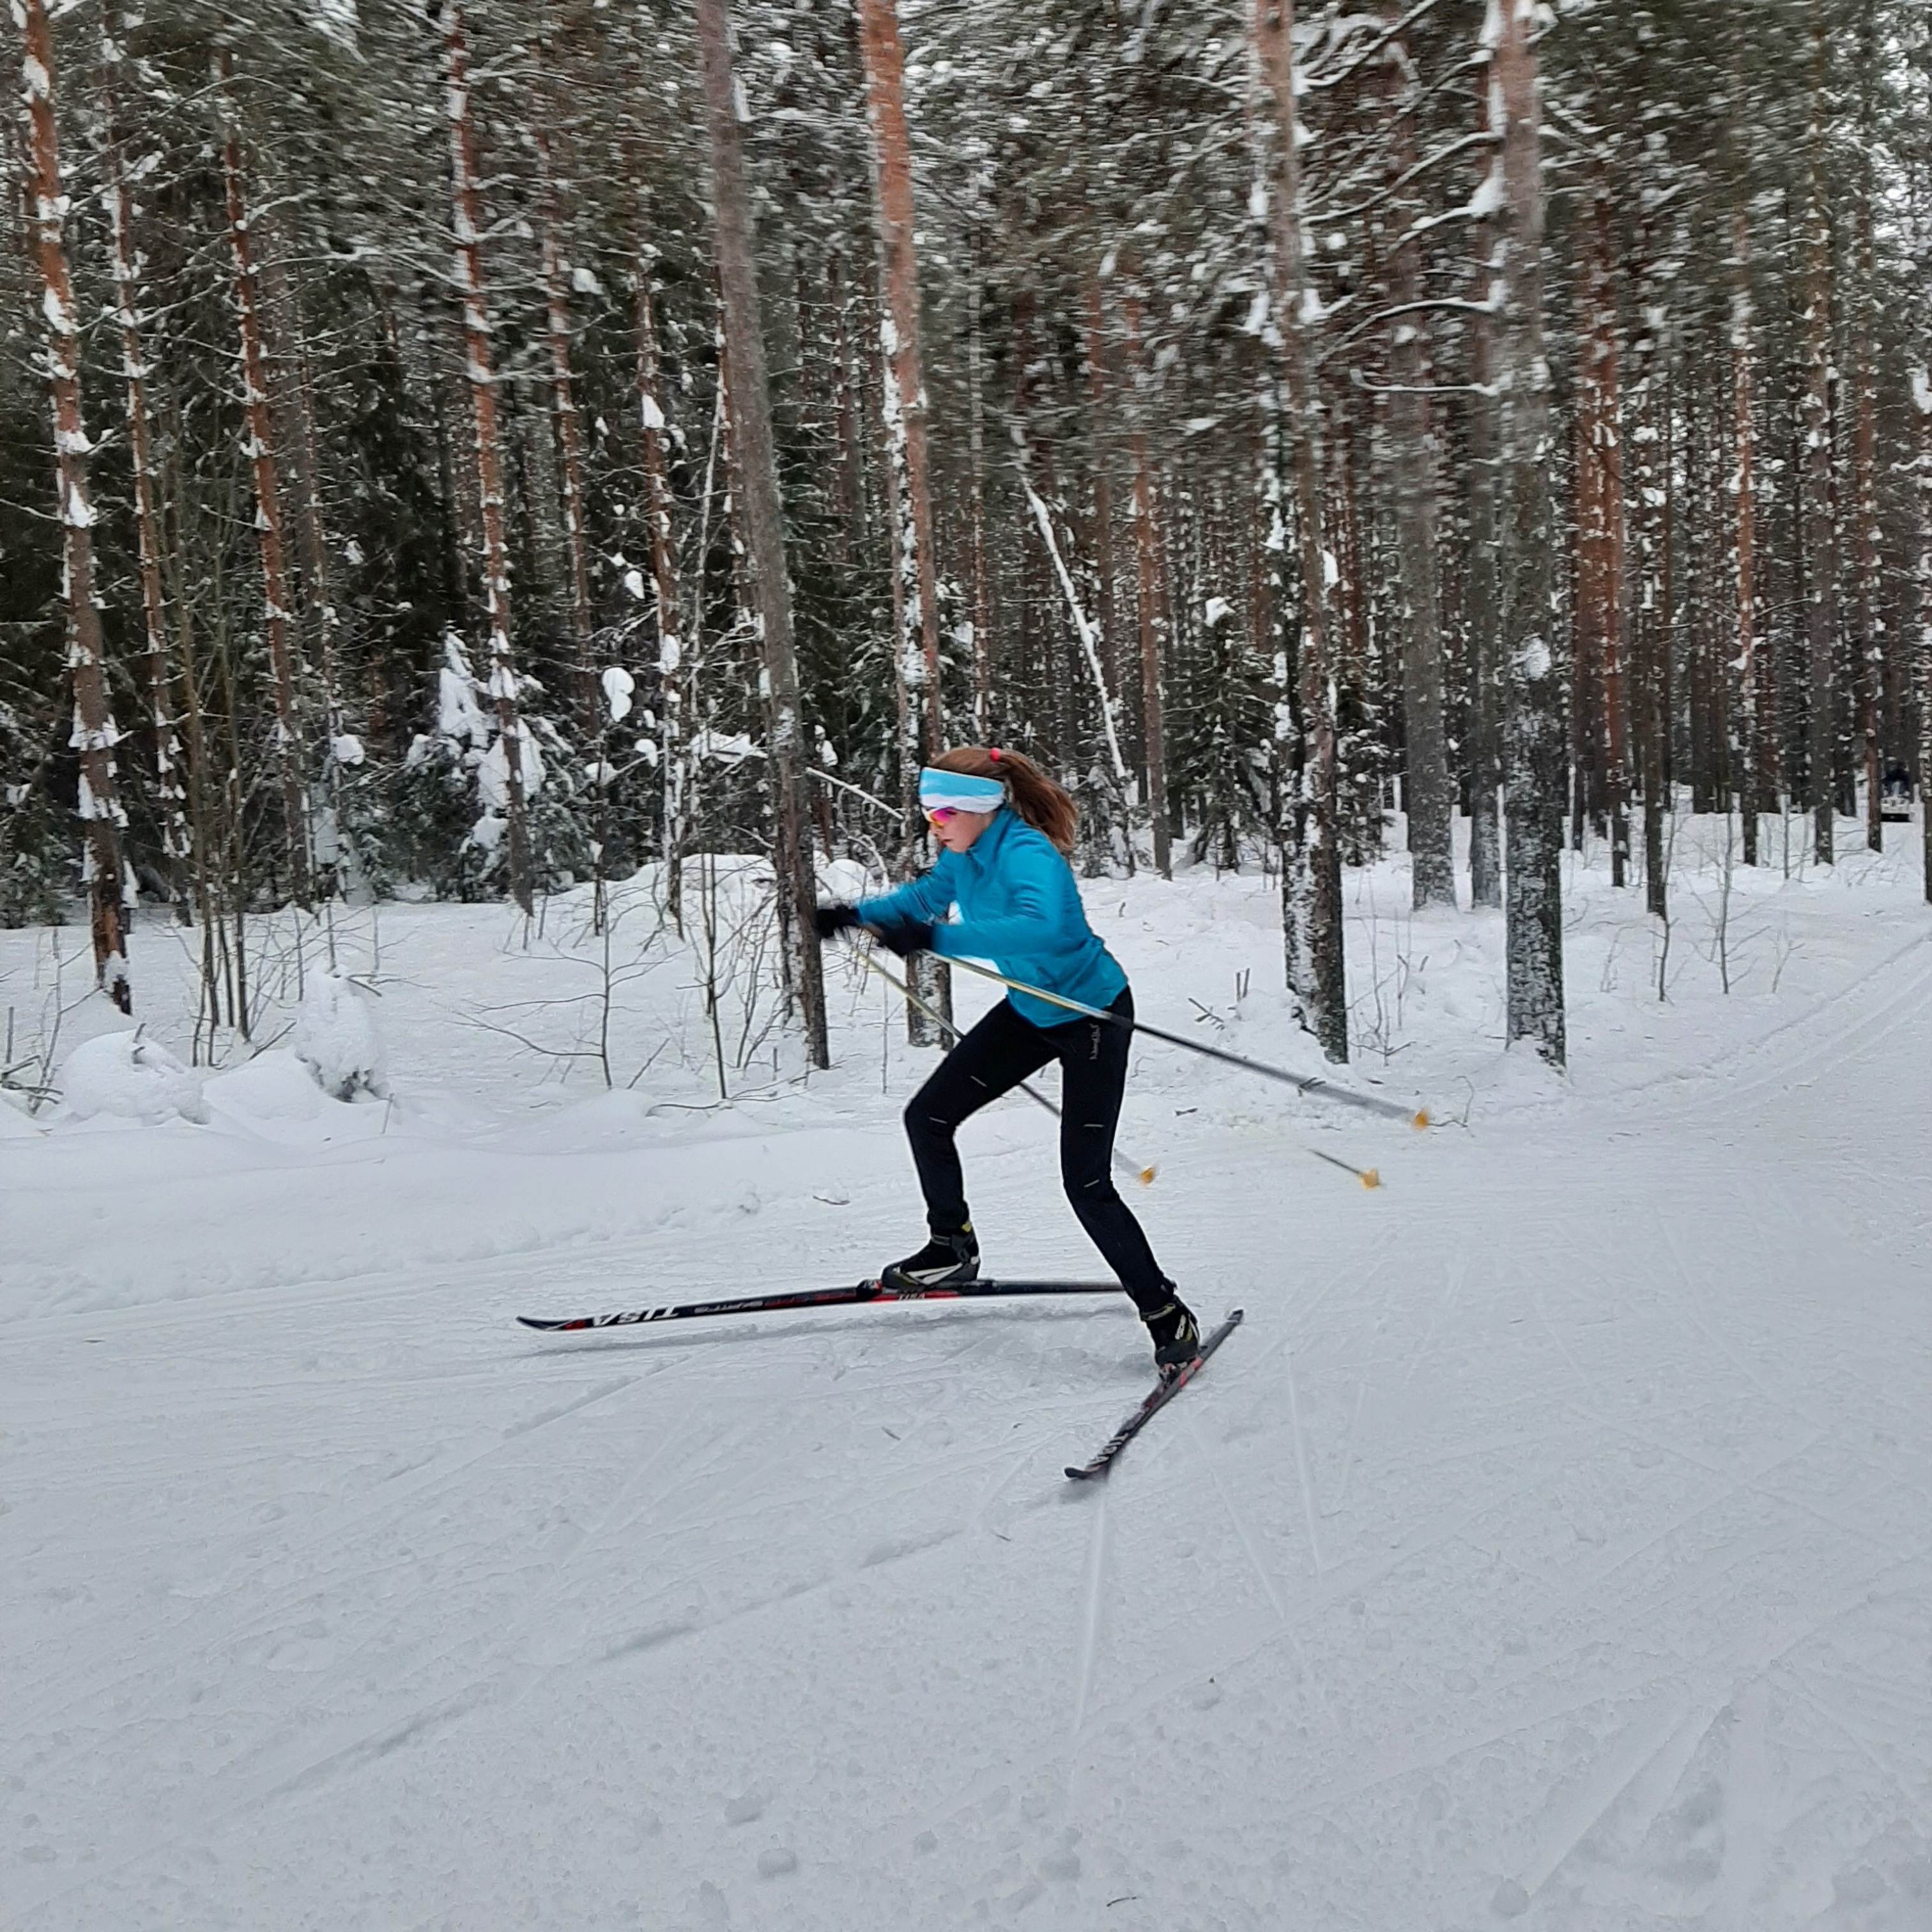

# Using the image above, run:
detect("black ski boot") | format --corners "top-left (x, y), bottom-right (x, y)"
top-left (1142, 1292), bottom-right (1202, 1383)
top-left (880, 1223), bottom-right (979, 1291)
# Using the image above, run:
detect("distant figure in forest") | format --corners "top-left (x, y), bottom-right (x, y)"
top-left (1880, 761), bottom-right (1912, 822)
top-left (813, 747), bottom-right (1202, 1383)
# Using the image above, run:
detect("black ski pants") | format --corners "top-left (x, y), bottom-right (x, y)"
top-left (903, 989), bottom-right (1171, 1316)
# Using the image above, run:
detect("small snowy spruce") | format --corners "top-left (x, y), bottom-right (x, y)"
top-left (291, 972), bottom-right (387, 1101)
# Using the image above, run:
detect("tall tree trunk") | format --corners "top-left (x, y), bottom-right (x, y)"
top-left (1082, 275), bottom-right (1120, 701)
top-left (1492, 0), bottom-right (1565, 1066)
top-left (1628, 202), bottom-right (1671, 919)
top-left (855, 0), bottom-right (951, 1040)
top-left (857, 0), bottom-right (942, 754)
top-left (1383, 16), bottom-right (1454, 908)
top-left (272, 254), bottom-right (349, 898)
top-left (1801, 12), bottom-right (1837, 865)
top-left (693, 0), bottom-right (829, 1069)
top-left (441, 3), bottom-right (532, 915)
top-left (1466, 96), bottom-right (1503, 909)
top-left (1850, 57), bottom-right (1882, 852)
top-left (1575, 165), bottom-right (1630, 887)
top-left (1124, 291), bottom-right (1170, 878)
top-left (20, 0), bottom-right (130, 1009)
top-left (101, 18), bottom-right (187, 919)
top-left (966, 254), bottom-right (993, 739)
top-left (825, 247), bottom-right (865, 560)
top-left (1915, 360), bottom-right (1931, 904)
top-left (535, 89), bottom-right (595, 737)
top-left (634, 231), bottom-right (684, 930)
top-left (1731, 211), bottom-right (1764, 866)
top-left (1252, 0), bottom-right (1347, 1063)
top-left (217, 53), bottom-right (311, 910)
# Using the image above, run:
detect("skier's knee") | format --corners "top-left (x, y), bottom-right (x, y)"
top-left (905, 1096), bottom-right (955, 1145)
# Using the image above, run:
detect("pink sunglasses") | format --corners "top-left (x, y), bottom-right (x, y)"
top-left (924, 805), bottom-right (963, 827)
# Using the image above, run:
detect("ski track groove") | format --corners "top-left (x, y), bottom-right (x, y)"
top-left (1187, 1407), bottom-right (1344, 1741)
top-left (1510, 1689), bottom-right (1706, 1900)
top-left (1280, 1342), bottom-right (1328, 1578)
top-left (1062, 1478), bottom-right (1113, 1816)
top-left (1715, 1676), bottom-right (1772, 1931)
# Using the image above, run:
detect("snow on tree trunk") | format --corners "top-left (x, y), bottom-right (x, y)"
top-left (1465, 100), bottom-right (1504, 912)
top-left (825, 246), bottom-right (868, 560)
top-left (535, 86), bottom-right (595, 739)
top-left (1629, 191), bottom-right (1672, 922)
top-left (1252, 0), bottom-right (1347, 1064)
top-left (1124, 291), bottom-right (1171, 880)
top-left (277, 259), bottom-right (354, 900)
top-left (633, 233), bottom-right (685, 931)
top-left (100, 15), bottom-right (187, 922)
top-left (441, 2), bottom-right (532, 916)
top-left (1574, 164), bottom-right (1630, 889)
top-left (857, 0), bottom-right (951, 1043)
top-left (1850, 95), bottom-right (1883, 854)
top-left (693, 0), bottom-right (828, 1070)
top-left (1491, 0), bottom-right (1565, 1068)
top-left (967, 257), bottom-right (993, 740)
top-left (1381, 13), bottom-right (1455, 911)
top-left (1800, 12), bottom-right (1837, 867)
top-left (19, 0), bottom-right (131, 1011)
top-left (1731, 210), bottom-right (1765, 867)
top-left (1082, 275), bottom-right (1121, 705)
top-left (1915, 361), bottom-right (1931, 906)
top-left (217, 53), bottom-right (312, 912)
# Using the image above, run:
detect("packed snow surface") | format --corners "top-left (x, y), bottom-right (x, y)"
top-left (4, 824), bottom-right (1930, 1929)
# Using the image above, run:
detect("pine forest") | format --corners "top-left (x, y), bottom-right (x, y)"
top-left (4, 0), bottom-right (1931, 1066)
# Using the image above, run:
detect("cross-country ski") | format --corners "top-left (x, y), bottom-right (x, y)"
top-left (517, 1277), bottom-right (1123, 1332)
top-left (1064, 1308), bottom-right (1245, 1481)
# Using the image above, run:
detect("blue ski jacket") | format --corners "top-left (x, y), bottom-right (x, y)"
top-left (855, 808), bottom-right (1127, 1029)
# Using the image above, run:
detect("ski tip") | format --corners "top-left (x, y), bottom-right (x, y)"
top-left (517, 1315), bottom-right (583, 1331)
top-left (1064, 1465), bottom-right (1100, 1482)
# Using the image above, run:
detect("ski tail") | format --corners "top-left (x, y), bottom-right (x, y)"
top-left (1065, 1308), bottom-right (1244, 1480)
top-left (518, 1279), bottom-right (1123, 1333)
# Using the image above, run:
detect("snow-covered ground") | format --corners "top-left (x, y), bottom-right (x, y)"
top-left (5, 816), bottom-right (1931, 1931)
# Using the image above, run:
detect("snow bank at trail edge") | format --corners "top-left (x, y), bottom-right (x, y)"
top-left (57, 1029), bottom-right (208, 1126)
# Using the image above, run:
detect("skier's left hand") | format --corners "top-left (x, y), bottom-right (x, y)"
top-left (866, 917), bottom-right (934, 959)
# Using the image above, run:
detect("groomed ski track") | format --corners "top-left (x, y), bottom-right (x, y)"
top-left (6, 935), bottom-right (1932, 1929)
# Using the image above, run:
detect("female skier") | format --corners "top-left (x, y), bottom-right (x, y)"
top-left (815, 747), bottom-right (1202, 1381)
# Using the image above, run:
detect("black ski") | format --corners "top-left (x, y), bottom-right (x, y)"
top-left (1064, 1309), bottom-right (1244, 1481)
top-left (518, 1278), bottom-right (1121, 1333)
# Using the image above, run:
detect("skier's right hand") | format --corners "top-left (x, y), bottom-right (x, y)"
top-left (813, 903), bottom-right (861, 940)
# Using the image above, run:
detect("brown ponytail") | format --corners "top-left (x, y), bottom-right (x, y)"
top-left (933, 746), bottom-right (1078, 855)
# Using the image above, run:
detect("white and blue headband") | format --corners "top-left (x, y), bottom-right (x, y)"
top-left (919, 765), bottom-right (1007, 815)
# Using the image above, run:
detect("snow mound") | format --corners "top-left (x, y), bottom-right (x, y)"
top-left (203, 1050), bottom-right (327, 1123)
top-left (292, 972), bottom-right (386, 1101)
top-left (61, 1029), bottom-right (208, 1125)
top-left (817, 855), bottom-right (870, 900)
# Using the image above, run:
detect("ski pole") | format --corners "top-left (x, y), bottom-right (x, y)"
top-left (858, 947), bottom-right (1158, 1186)
top-left (933, 952), bottom-right (1430, 1131)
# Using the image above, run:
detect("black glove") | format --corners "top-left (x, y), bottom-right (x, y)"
top-left (813, 903), bottom-right (861, 941)
top-left (867, 917), bottom-right (935, 960)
